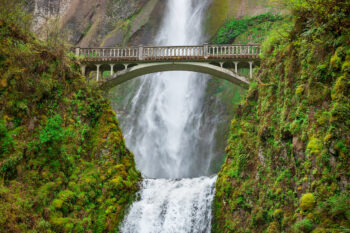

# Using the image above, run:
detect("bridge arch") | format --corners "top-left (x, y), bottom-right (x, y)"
top-left (99, 62), bottom-right (250, 91)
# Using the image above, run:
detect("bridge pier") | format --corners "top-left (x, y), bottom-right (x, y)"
top-left (110, 64), bottom-right (115, 76)
top-left (249, 61), bottom-right (254, 79)
top-left (234, 62), bottom-right (239, 74)
top-left (96, 64), bottom-right (101, 81)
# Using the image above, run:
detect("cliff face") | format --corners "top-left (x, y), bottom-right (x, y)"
top-left (30, 0), bottom-right (164, 47)
top-left (30, 0), bottom-right (274, 47)
top-left (0, 5), bottom-right (141, 231)
top-left (213, 1), bottom-right (350, 232)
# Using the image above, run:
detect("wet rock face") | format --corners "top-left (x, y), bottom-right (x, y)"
top-left (32, 0), bottom-right (72, 32)
top-left (29, 0), bottom-right (154, 46)
top-left (106, 0), bottom-right (148, 24)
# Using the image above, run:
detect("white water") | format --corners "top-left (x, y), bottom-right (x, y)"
top-left (120, 0), bottom-right (218, 232)
top-left (120, 177), bottom-right (217, 233)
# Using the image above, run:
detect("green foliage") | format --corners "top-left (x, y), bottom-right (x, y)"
top-left (213, 13), bottom-right (283, 44)
top-left (0, 120), bottom-right (13, 155)
top-left (293, 219), bottom-right (314, 233)
top-left (326, 194), bottom-right (350, 218)
top-left (37, 114), bottom-right (68, 156)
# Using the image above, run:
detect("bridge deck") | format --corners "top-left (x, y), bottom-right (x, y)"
top-left (76, 44), bottom-right (260, 63)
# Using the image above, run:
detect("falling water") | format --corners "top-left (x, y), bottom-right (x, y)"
top-left (119, 0), bottom-right (218, 232)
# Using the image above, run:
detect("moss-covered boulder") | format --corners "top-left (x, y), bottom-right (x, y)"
top-left (300, 193), bottom-right (316, 211)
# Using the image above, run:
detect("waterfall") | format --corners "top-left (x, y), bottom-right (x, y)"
top-left (119, 0), bottom-right (218, 232)
top-left (120, 177), bottom-right (217, 233)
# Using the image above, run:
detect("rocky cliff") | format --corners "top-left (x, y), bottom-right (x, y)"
top-left (30, 0), bottom-right (275, 47)
top-left (30, 0), bottom-right (164, 47)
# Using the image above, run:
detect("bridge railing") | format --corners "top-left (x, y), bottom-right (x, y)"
top-left (75, 44), bottom-right (260, 60)
top-left (142, 46), bottom-right (205, 60)
top-left (208, 44), bottom-right (260, 57)
top-left (78, 47), bottom-right (140, 59)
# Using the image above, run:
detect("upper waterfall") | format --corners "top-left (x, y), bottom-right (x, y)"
top-left (119, 0), bottom-right (214, 179)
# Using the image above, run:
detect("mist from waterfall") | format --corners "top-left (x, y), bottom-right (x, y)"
top-left (119, 0), bottom-right (218, 232)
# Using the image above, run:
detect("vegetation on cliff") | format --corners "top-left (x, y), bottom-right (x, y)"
top-left (213, 0), bottom-right (350, 232)
top-left (0, 2), bottom-right (141, 232)
top-left (212, 13), bottom-right (284, 44)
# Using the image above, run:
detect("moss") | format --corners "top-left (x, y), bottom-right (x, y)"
top-left (213, 1), bottom-right (350, 232)
top-left (273, 209), bottom-right (283, 220)
top-left (307, 138), bottom-right (322, 156)
top-left (52, 199), bottom-right (64, 209)
top-left (0, 6), bottom-right (141, 232)
top-left (300, 193), bottom-right (316, 211)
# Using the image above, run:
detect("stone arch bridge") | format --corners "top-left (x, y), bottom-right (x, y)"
top-left (76, 44), bottom-right (260, 90)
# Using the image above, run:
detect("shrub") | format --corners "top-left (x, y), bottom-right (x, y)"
top-left (294, 219), bottom-right (314, 232)
top-left (0, 121), bottom-right (13, 156)
top-left (326, 194), bottom-right (350, 218)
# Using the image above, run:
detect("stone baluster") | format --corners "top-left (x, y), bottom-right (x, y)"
top-left (139, 46), bottom-right (143, 60)
top-left (203, 43), bottom-right (210, 59)
top-left (75, 47), bottom-right (80, 56)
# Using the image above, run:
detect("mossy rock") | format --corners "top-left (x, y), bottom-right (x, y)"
top-left (300, 193), bottom-right (316, 211)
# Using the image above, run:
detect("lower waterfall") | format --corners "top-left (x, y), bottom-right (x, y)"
top-left (119, 0), bottom-right (219, 232)
top-left (120, 176), bottom-right (217, 233)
